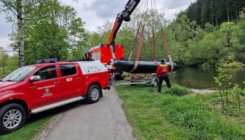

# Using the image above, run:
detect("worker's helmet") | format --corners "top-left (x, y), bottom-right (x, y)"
top-left (161, 58), bottom-right (166, 63)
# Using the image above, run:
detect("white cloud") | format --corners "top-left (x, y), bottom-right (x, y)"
top-left (61, 0), bottom-right (196, 31)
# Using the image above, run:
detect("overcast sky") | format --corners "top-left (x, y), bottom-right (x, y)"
top-left (0, 0), bottom-right (196, 56)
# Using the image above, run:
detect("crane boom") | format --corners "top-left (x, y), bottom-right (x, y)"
top-left (108, 0), bottom-right (141, 45)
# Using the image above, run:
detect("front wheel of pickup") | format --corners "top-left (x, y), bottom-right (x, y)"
top-left (0, 103), bottom-right (27, 134)
top-left (86, 85), bottom-right (101, 103)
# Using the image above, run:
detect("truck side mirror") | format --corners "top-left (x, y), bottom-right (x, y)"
top-left (30, 75), bottom-right (41, 82)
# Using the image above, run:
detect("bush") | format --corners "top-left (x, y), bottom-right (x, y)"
top-left (221, 61), bottom-right (244, 68)
top-left (239, 90), bottom-right (245, 96)
top-left (160, 97), bottom-right (245, 140)
top-left (164, 85), bottom-right (192, 96)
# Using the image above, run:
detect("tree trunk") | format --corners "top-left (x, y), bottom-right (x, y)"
top-left (236, 11), bottom-right (239, 24)
top-left (226, 7), bottom-right (229, 22)
top-left (17, 0), bottom-right (25, 67)
top-left (215, 15), bottom-right (218, 26)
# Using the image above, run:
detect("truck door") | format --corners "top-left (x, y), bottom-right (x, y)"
top-left (59, 64), bottom-right (82, 99)
top-left (29, 65), bottom-right (62, 108)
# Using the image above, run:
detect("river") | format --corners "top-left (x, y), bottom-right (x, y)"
top-left (170, 67), bottom-right (245, 89)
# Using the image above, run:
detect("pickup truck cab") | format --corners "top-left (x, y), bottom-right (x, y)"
top-left (0, 60), bottom-right (110, 134)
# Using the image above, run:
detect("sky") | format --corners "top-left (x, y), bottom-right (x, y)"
top-left (0, 0), bottom-right (196, 56)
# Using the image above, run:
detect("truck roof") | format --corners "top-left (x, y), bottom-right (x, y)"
top-left (29, 61), bottom-right (95, 68)
top-left (29, 61), bottom-right (79, 67)
top-left (28, 60), bottom-right (108, 74)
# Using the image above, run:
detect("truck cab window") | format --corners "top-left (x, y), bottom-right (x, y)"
top-left (2, 66), bottom-right (36, 82)
top-left (34, 66), bottom-right (57, 80)
top-left (60, 64), bottom-right (77, 77)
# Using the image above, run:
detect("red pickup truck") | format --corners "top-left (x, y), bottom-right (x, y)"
top-left (0, 60), bottom-right (110, 134)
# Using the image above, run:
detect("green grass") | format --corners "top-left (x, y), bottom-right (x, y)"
top-left (0, 115), bottom-right (51, 140)
top-left (115, 84), bottom-right (245, 140)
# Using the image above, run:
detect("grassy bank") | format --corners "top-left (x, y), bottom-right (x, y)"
top-left (116, 84), bottom-right (245, 140)
top-left (0, 116), bottom-right (51, 140)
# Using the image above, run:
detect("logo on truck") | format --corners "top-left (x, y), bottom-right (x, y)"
top-left (37, 85), bottom-right (55, 98)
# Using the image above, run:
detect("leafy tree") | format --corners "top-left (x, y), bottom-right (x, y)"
top-left (0, 53), bottom-right (8, 68)
top-left (186, 0), bottom-right (245, 27)
top-left (219, 22), bottom-right (240, 53)
top-left (67, 17), bottom-right (89, 60)
top-left (8, 1), bottom-right (88, 64)
top-left (239, 6), bottom-right (245, 18)
top-left (167, 13), bottom-right (206, 66)
top-left (0, 0), bottom-right (54, 67)
top-left (0, 0), bottom-right (87, 66)
top-left (198, 33), bottom-right (223, 67)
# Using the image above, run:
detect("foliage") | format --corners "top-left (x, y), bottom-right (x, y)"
top-left (116, 84), bottom-right (245, 140)
top-left (164, 84), bottom-right (192, 96)
top-left (23, 1), bottom-right (88, 64)
top-left (0, 0), bottom-right (57, 67)
top-left (160, 96), bottom-right (245, 140)
top-left (1, 0), bottom-right (88, 66)
top-left (214, 67), bottom-right (232, 109)
top-left (2, 0), bottom-right (245, 68)
top-left (213, 67), bottom-right (243, 112)
top-left (0, 54), bottom-right (18, 78)
top-left (116, 8), bottom-right (168, 61)
top-left (186, 0), bottom-right (245, 27)
top-left (219, 61), bottom-right (244, 68)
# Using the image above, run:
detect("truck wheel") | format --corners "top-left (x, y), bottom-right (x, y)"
top-left (86, 85), bottom-right (101, 103)
top-left (151, 79), bottom-right (158, 87)
top-left (0, 103), bottom-right (26, 134)
top-left (110, 77), bottom-right (116, 86)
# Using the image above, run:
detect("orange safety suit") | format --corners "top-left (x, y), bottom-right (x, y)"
top-left (156, 63), bottom-right (171, 92)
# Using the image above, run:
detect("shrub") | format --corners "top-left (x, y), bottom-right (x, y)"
top-left (220, 61), bottom-right (244, 68)
top-left (240, 90), bottom-right (245, 96)
top-left (160, 97), bottom-right (245, 140)
top-left (164, 85), bottom-right (192, 96)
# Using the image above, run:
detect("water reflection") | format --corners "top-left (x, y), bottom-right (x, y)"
top-left (170, 67), bottom-right (245, 89)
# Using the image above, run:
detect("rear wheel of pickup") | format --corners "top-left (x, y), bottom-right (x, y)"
top-left (151, 79), bottom-right (158, 87)
top-left (0, 103), bottom-right (27, 134)
top-left (86, 85), bottom-right (101, 103)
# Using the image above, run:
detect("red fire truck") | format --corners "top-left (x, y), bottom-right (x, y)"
top-left (0, 59), bottom-right (110, 134)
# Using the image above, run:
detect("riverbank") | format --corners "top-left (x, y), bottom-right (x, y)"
top-left (116, 85), bottom-right (245, 139)
top-left (189, 89), bottom-right (217, 96)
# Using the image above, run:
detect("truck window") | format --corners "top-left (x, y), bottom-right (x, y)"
top-left (34, 66), bottom-right (57, 80)
top-left (59, 64), bottom-right (77, 77)
top-left (2, 66), bottom-right (36, 82)
top-left (92, 52), bottom-right (101, 60)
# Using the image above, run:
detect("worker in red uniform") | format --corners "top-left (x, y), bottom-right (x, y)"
top-left (156, 58), bottom-right (171, 92)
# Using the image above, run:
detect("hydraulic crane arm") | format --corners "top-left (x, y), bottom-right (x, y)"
top-left (108, 0), bottom-right (140, 45)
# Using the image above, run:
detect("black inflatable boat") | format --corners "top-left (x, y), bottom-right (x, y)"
top-left (113, 60), bottom-right (180, 73)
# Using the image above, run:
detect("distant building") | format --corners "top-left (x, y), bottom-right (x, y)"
top-left (0, 46), bottom-right (3, 59)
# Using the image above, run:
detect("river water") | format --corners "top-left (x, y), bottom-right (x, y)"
top-left (169, 67), bottom-right (245, 89)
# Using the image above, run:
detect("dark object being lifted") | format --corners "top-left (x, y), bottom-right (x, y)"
top-left (114, 60), bottom-right (180, 73)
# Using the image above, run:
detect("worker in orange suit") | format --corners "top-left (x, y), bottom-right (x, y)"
top-left (156, 59), bottom-right (171, 92)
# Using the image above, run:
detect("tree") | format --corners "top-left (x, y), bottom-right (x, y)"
top-left (121, 9), bottom-right (169, 61)
top-left (0, 0), bottom-right (86, 66)
top-left (220, 22), bottom-right (240, 50)
top-left (0, 0), bottom-right (56, 67)
top-left (186, 0), bottom-right (245, 27)
top-left (0, 53), bottom-right (8, 68)
top-left (166, 12), bottom-right (205, 65)
top-left (239, 6), bottom-right (245, 19)
top-left (7, 1), bottom-right (88, 64)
